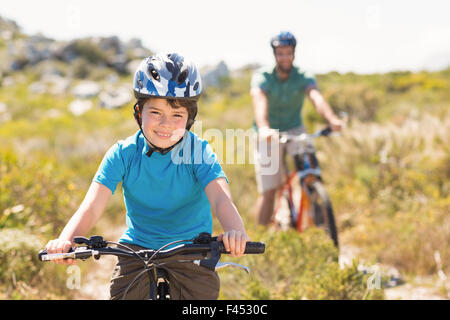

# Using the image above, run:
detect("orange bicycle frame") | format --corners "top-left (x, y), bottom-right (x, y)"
top-left (273, 171), bottom-right (318, 233)
top-left (296, 174), bottom-right (318, 232)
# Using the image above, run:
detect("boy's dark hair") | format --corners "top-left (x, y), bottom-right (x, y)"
top-left (133, 97), bottom-right (198, 130)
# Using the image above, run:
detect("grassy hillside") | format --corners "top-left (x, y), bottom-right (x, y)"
top-left (0, 62), bottom-right (448, 299)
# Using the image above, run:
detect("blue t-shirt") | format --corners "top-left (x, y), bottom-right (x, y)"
top-left (93, 130), bottom-right (228, 250)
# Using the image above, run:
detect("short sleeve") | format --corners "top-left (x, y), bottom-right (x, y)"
top-left (193, 141), bottom-right (228, 189)
top-left (251, 71), bottom-right (268, 92)
top-left (93, 143), bottom-right (126, 194)
top-left (303, 70), bottom-right (318, 91)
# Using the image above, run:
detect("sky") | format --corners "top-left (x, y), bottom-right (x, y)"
top-left (1, 0), bottom-right (449, 74)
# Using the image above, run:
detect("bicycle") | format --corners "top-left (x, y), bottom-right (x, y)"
top-left (38, 232), bottom-right (265, 300)
top-left (272, 126), bottom-right (339, 248)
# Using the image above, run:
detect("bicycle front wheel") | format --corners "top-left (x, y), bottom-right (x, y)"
top-left (307, 180), bottom-right (339, 248)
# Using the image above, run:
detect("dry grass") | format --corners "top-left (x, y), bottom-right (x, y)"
top-left (318, 113), bottom-right (450, 276)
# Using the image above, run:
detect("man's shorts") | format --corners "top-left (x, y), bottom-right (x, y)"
top-left (253, 126), bottom-right (307, 193)
top-left (109, 242), bottom-right (220, 300)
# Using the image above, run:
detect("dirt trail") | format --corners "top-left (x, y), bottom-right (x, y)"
top-left (339, 244), bottom-right (448, 300)
top-left (73, 223), bottom-right (127, 300)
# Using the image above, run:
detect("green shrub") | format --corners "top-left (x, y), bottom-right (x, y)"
top-left (219, 228), bottom-right (384, 300)
top-left (0, 147), bottom-right (84, 233)
top-left (0, 228), bottom-right (73, 299)
top-left (70, 39), bottom-right (109, 65)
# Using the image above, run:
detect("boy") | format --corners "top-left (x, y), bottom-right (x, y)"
top-left (45, 53), bottom-right (249, 299)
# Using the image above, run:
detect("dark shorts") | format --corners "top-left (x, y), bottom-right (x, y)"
top-left (109, 243), bottom-right (220, 300)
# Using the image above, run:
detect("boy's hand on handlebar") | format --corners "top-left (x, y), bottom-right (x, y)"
top-left (217, 230), bottom-right (250, 257)
top-left (45, 239), bottom-right (76, 265)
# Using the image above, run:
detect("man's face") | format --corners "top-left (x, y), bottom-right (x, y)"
top-left (274, 46), bottom-right (295, 73)
top-left (141, 98), bottom-right (188, 149)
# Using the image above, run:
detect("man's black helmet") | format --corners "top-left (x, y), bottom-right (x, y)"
top-left (270, 31), bottom-right (297, 49)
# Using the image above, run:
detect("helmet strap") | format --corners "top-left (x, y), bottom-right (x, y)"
top-left (140, 126), bottom-right (184, 158)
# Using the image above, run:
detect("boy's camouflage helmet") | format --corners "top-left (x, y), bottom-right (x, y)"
top-left (133, 53), bottom-right (202, 99)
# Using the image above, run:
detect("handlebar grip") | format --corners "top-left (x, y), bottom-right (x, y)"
top-left (38, 249), bottom-right (47, 261)
top-left (244, 242), bottom-right (266, 254)
top-left (218, 242), bottom-right (265, 254)
top-left (38, 248), bottom-right (74, 261)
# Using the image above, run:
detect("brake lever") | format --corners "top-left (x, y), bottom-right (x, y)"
top-left (215, 261), bottom-right (250, 274)
top-left (73, 236), bottom-right (90, 245)
top-left (72, 235), bottom-right (107, 249)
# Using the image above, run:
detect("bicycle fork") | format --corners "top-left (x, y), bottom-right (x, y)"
top-left (293, 153), bottom-right (320, 232)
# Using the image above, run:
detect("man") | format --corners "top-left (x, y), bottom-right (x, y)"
top-left (251, 31), bottom-right (344, 225)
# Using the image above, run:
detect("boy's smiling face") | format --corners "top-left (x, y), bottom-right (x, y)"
top-left (141, 98), bottom-right (188, 149)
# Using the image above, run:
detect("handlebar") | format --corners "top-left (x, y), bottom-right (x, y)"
top-left (279, 126), bottom-right (334, 144)
top-left (38, 242), bottom-right (266, 262)
top-left (279, 112), bottom-right (348, 144)
top-left (38, 233), bottom-right (265, 263)
top-left (38, 233), bottom-right (265, 299)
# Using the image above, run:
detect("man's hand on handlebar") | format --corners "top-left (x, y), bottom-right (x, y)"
top-left (328, 112), bottom-right (348, 132)
top-left (328, 117), bottom-right (345, 132)
top-left (258, 126), bottom-right (279, 142)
